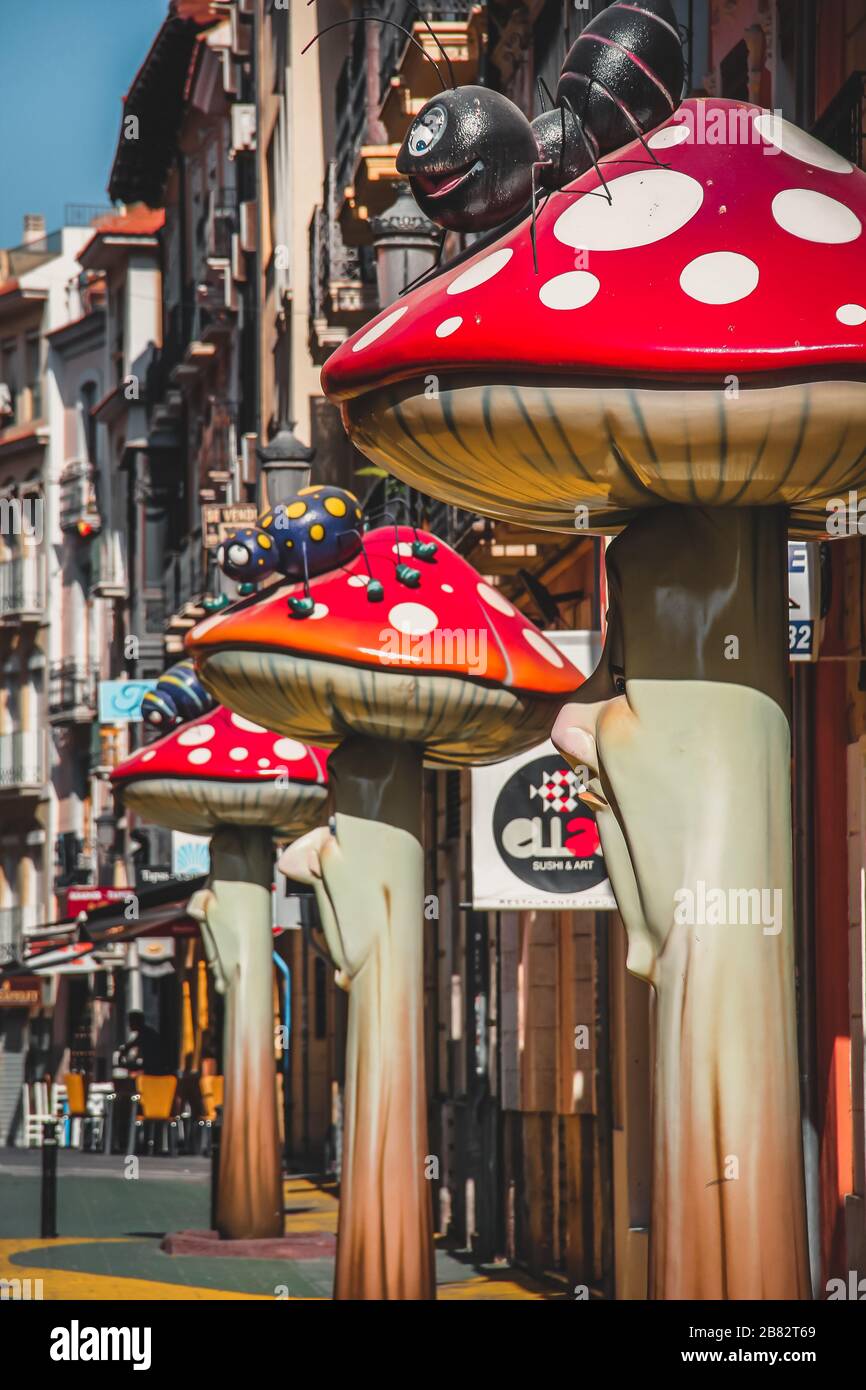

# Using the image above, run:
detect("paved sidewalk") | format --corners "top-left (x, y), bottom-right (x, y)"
top-left (0, 1151), bottom-right (556, 1300)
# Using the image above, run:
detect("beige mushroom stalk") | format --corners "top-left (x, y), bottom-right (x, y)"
top-left (112, 706), bottom-right (328, 1240)
top-left (187, 524), bottom-right (583, 1297)
top-left (315, 100), bottom-right (866, 1297)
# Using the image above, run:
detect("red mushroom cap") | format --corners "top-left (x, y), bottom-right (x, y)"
top-left (111, 705), bottom-right (329, 836)
top-left (186, 526), bottom-right (583, 763)
top-left (320, 99), bottom-right (866, 536)
top-left (323, 99), bottom-right (866, 394)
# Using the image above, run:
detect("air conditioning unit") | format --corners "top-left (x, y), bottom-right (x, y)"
top-left (230, 104), bottom-right (256, 156)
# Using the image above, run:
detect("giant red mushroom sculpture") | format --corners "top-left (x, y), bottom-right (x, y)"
top-left (112, 705), bottom-right (328, 1240)
top-left (315, 99), bottom-right (866, 1298)
top-left (187, 525), bottom-right (583, 1298)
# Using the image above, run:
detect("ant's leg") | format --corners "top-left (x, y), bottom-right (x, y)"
top-left (560, 94), bottom-right (612, 204)
top-left (586, 76), bottom-right (671, 169)
top-left (531, 162), bottom-right (554, 274)
top-left (400, 232), bottom-right (446, 296)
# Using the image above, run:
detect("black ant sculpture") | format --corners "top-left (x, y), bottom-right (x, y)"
top-left (305, 1), bottom-right (685, 276)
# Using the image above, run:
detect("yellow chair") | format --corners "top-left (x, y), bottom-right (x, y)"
top-left (196, 1075), bottom-right (224, 1154)
top-left (129, 1075), bottom-right (180, 1156)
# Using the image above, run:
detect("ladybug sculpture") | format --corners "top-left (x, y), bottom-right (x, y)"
top-left (218, 485), bottom-right (438, 619)
top-left (141, 658), bottom-right (216, 730)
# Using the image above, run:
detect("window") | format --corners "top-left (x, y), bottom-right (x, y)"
top-left (0, 339), bottom-right (17, 423)
top-left (26, 334), bottom-right (41, 420)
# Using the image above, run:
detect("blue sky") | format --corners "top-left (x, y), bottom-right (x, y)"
top-left (0, 0), bottom-right (168, 247)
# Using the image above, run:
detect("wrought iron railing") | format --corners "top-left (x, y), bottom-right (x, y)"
top-left (813, 71), bottom-right (866, 169)
top-left (48, 661), bottom-right (99, 719)
top-left (0, 732), bottom-right (46, 789)
top-left (309, 162), bottom-right (378, 355)
top-left (0, 553), bottom-right (45, 619)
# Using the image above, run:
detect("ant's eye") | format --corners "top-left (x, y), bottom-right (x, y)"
top-left (408, 104), bottom-right (447, 158)
top-left (614, 675), bottom-right (626, 696)
top-left (227, 543), bottom-right (250, 567)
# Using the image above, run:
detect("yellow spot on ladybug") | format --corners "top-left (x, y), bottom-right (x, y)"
top-left (346, 491), bottom-right (359, 503)
top-left (298, 486), bottom-right (322, 497)
top-left (324, 496), bottom-right (347, 518)
top-left (309, 524), bottom-right (325, 542)
top-left (259, 533), bottom-right (272, 549)
top-left (286, 502), bottom-right (307, 519)
top-left (285, 539), bottom-right (294, 549)
top-left (355, 508), bottom-right (362, 520)
top-left (258, 558), bottom-right (265, 566)
top-left (261, 514), bottom-right (273, 528)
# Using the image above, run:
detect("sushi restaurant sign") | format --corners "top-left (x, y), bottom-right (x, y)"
top-left (471, 631), bottom-right (616, 912)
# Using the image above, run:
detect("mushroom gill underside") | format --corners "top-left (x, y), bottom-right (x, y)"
top-left (197, 650), bottom-right (558, 764)
top-left (120, 776), bottom-right (327, 837)
top-left (345, 374), bottom-right (866, 536)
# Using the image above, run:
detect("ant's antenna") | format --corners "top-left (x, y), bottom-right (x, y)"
top-left (308, 0), bottom-right (456, 90)
top-left (302, 13), bottom-right (449, 95)
top-left (390, 0), bottom-right (457, 89)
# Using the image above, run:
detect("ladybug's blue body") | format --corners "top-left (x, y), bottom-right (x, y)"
top-left (141, 659), bottom-right (215, 731)
top-left (218, 485), bottom-right (364, 585)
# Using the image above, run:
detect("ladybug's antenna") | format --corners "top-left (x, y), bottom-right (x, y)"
top-left (301, 15), bottom-right (450, 95)
top-left (307, 0), bottom-right (456, 90)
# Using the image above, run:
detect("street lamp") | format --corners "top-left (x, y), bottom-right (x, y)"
top-left (256, 420), bottom-right (314, 512)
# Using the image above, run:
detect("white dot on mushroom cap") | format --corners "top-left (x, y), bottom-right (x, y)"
top-left (441, 583), bottom-right (454, 593)
top-left (539, 270), bottom-right (600, 311)
top-left (647, 123), bottom-right (691, 150)
top-left (229, 746), bottom-right (248, 761)
top-left (679, 251), bottom-right (760, 305)
top-left (436, 316), bottom-right (463, 338)
top-left (753, 112), bottom-right (853, 173)
top-left (141, 750), bottom-right (156, 763)
top-left (388, 602), bottom-right (439, 637)
top-left (187, 748), bottom-right (212, 766)
top-left (231, 713), bottom-right (267, 733)
top-left (258, 758), bottom-right (270, 768)
top-left (273, 738), bottom-right (308, 762)
top-left (837, 303), bottom-right (866, 326)
top-left (348, 573), bottom-right (370, 587)
top-left (523, 629), bottom-right (564, 667)
top-left (392, 542), bottom-right (414, 557)
top-left (771, 188), bottom-right (861, 244)
top-left (477, 581), bottom-right (515, 616)
top-left (447, 248), bottom-right (513, 295)
top-left (177, 723), bottom-right (215, 746)
top-left (351, 305), bottom-right (408, 353)
top-left (553, 168), bottom-right (703, 252)
top-left (309, 603), bottom-right (329, 620)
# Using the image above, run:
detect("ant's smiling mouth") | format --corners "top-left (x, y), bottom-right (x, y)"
top-left (412, 158), bottom-right (483, 198)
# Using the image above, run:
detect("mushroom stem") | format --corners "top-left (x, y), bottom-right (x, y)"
top-left (286, 736), bottom-right (435, 1299)
top-left (566, 506), bottom-right (811, 1298)
top-left (199, 825), bottom-right (283, 1241)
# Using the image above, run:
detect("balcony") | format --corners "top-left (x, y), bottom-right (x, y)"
top-left (48, 661), bottom-right (99, 724)
top-left (813, 71), bottom-right (866, 169)
top-left (0, 731), bottom-right (46, 795)
top-left (164, 533), bottom-right (208, 656)
top-left (379, 3), bottom-right (482, 141)
top-left (0, 552), bottom-right (45, 624)
top-left (309, 163), bottom-right (379, 363)
top-left (0, 905), bottom-right (42, 963)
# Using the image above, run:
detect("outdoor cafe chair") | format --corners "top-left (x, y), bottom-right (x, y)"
top-left (127, 1075), bottom-right (181, 1157)
top-left (196, 1075), bottom-right (224, 1155)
